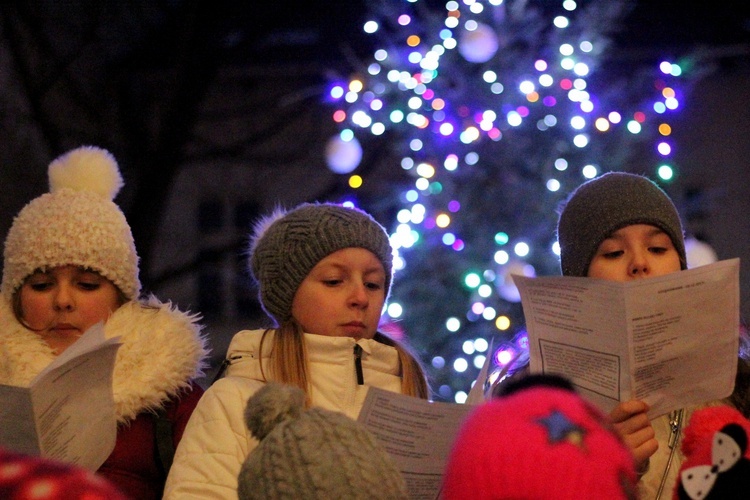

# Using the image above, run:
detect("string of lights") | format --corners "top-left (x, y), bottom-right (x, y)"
top-left (325, 0), bottom-right (689, 402)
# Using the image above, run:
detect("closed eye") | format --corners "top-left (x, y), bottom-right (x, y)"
top-left (601, 250), bottom-right (624, 259)
top-left (365, 282), bottom-right (383, 291)
top-left (29, 282), bottom-right (54, 292)
top-left (77, 281), bottom-right (102, 291)
top-left (649, 246), bottom-right (669, 254)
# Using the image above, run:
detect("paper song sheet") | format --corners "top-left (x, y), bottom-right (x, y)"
top-left (0, 323), bottom-right (121, 470)
top-left (514, 258), bottom-right (740, 418)
top-left (358, 387), bottom-right (473, 500)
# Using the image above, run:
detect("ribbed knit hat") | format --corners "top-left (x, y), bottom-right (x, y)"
top-left (249, 203), bottom-right (393, 325)
top-left (2, 146), bottom-right (140, 299)
top-left (557, 172), bottom-right (687, 277)
top-left (442, 375), bottom-right (638, 500)
top-left (237, 383), bottom-right (408, 500)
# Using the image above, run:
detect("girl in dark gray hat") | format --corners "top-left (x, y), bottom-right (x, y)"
top-left (553, 172), bottom-right (750, 499)
top-left (164, 202), bottom-right (428, 499)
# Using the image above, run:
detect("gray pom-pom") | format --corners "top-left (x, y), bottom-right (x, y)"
top-left (244, 383), bottom-right (305, 441)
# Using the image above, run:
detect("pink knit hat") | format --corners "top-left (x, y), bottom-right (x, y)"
top-left (442, 380), bottom-right (638, 499)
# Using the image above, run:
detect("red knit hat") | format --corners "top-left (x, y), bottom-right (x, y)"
top-left (674, 405), bottom-right (750, 500)
top-left (442, 380), bottom-right (638, 499)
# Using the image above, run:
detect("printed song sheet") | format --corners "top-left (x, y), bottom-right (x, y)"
top-left (0, 323), bottom-right (121, 470)
top-left (514, 259), bottom-right (740, 418)
top-left (358, 387), bottom-right (473, 500)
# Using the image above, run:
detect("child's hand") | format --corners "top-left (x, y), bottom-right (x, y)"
top-left (609, 400), bottom-right (657, 472)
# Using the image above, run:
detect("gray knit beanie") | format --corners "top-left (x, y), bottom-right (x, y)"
top-left (557, 172), bottom-right (687, 277)
top-left (248, 203), bottom-right (393, 325)
top-left (237, 383), bottom-right (409, 500)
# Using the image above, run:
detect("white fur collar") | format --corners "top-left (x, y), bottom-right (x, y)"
top-left (0, 296), bottom-right (208, 423)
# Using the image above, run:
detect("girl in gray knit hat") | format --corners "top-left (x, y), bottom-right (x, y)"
top-left (503, 171), bottom-right (750, 499)
top-left (164, 202), bottom-right (428, 499)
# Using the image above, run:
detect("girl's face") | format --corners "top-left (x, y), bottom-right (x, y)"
top-left (291, 247), bottom-right (387, 340)
top-left (587, 224), bottom-right (682, 282)
top-left (19, 265), bottom-right (122, 354)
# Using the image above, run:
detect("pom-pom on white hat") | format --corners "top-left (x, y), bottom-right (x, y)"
top-left (2, 146), bottom-right (141, 299)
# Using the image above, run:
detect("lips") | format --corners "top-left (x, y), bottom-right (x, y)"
top-left (342, 321), bottom-right (366, 329)
top-left (51, 323), bottom-right (79, 332)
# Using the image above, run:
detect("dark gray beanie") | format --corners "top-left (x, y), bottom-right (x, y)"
top-left (237, 383), bottom-right (409, 500)
top-left (557, 172), bottom-right (687, 277)
top-left (249, 203), bottom-right (394, 325)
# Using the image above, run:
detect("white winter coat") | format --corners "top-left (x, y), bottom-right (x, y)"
top-left (163, 329), bottom-right (404, 500)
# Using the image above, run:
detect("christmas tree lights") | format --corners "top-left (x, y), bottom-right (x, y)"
top-left (326, 0), bottom-right (690, 402)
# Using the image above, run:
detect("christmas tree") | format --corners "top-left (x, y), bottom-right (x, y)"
top-left (325, 0), bottom-right (690, 402)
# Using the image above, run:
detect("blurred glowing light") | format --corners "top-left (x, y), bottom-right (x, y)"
top-left (573, 133), bottom-right (589, 147)
top-left (435, 213), bottom-right (451, 228)
top-left (453, 358), bottom-right (468, 373)
top-left (627, 120), bottom-right (642, 134)
top-left (474, 338), bottom-right (489, 352)
top-left (553, 16), bottom-right (570, 28)
top-left (494, 250), bottom-right (509, 265)
top-left (465, 273), bottom-right (481, 288)
top-left (348, 175), bottom-right (363, 188)
top-left (363, 21), bottom-right (378, 33)
top-left (514, 242), bottom-right (530, 257)
top-left (658, 164), bottom-right (674, 180)
top-left (446, 317), bottom-right (461, 332)
top-left (582, 164), bottom-right (598, 178)
top-left (387, 302), bottom-right (403, 318)
top-left (495, 315), bottom-right (510, 330)
top-left (458, 22), bottom-right (499, 63)
top-left (657, 142), bottom-right (672, 156)
top-left (462, 340), bottom-right (476, 355)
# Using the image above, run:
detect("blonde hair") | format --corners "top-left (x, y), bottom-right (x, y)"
top-left (258, 321), bottom-right (430, 405)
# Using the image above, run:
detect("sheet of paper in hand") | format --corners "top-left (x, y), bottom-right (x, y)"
top-left (514, 258), bottom-right (740, 418)
top-left (0, 322), bottom-right (121, 470)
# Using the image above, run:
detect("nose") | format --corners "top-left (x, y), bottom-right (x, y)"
top-left (53, 285), bottom-right (75, 311)
top-left (348, 282), bottom-right (369, 309)
top-left (628, 250), bottom-right (650, 277)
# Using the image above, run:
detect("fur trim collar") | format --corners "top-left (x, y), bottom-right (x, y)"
top-left (0, 296), bottom-right (208, 423)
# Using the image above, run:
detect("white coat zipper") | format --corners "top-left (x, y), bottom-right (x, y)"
top-left (354, 344), bottom-right (364, 385)
top-left (654, 408), bottom-right (684, 499)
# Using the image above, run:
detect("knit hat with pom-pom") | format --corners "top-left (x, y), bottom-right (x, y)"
top-left (442, 374), bottom-right (638, 500)
top-left (2, 146), bottom-right (140, 299)
top-left (237, 383), bottom-right (408, 500)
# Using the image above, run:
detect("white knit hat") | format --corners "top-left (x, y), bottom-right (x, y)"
top-left (2, 146), bottom-right (141, 299)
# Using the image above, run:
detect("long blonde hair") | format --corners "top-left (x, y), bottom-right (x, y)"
top-left (258, 321), bottom-right (430, 405)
